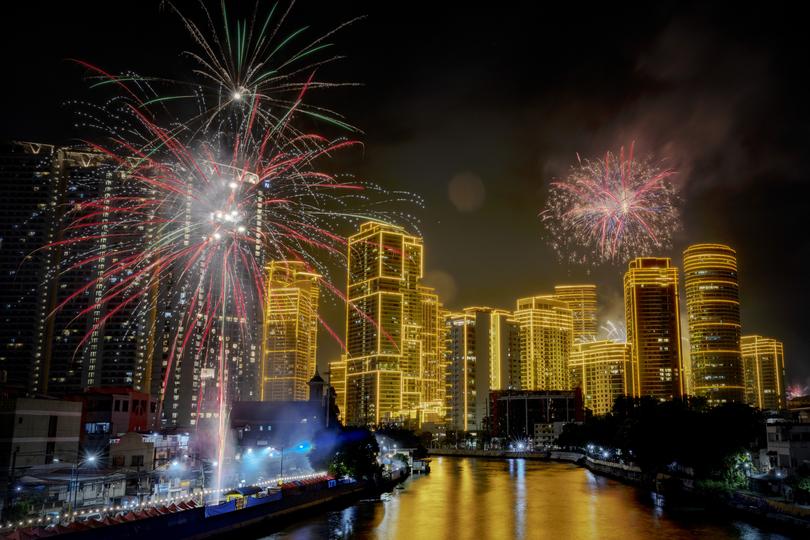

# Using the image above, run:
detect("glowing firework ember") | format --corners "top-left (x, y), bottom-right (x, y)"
top-left (787, 384), bottom-right (808, 400)
top-left (541, 145), bottom-right (680, 264)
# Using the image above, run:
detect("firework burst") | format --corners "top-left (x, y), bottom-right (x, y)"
top-left (541, 144), bottom-right (680, 264)
top-left (74, 1), bottom-right (361, 140)
top-left (45, 0), bottom-right (419, 465)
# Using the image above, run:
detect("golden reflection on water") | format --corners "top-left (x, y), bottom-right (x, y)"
top-left (264, 457), bottom-right (783, 540)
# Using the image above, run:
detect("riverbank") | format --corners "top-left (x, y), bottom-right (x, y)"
top-left (428, 448), bottom-right (584, 463)
top-left (2, 476), bottom-right (407, 540)
top-left (429, 449), bottom-right (810, 535)
top-left (586, 456), bottom-right (810, 535)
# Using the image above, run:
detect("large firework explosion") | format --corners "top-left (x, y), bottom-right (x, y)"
top-left (46, 1), bottom-right (418, 481)
top-left (541, 145), bottom-right (680, 265)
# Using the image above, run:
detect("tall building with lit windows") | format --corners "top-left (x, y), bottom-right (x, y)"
top-left (624, 257), bottom-right (684, 400)
top-left (344, 221), bottom-right (424, 425)
top-left (741, 335), bottom-right (786, 410)
top-left (0, 142), bottom-right (155, 397)
top-left (155, 170), bottom-right (267, 428)
top-left (445, 311), bottom-right (475, 431)
top-left (419, 286), bottom-right (447, 423)
top-left (261, 260), bottom-right (320, 401)
top-left (553, 285), bottom-right (598, 343)
top-left (683, 244), bottom-right (744, 405)
top-left (514, 296), bottom-right (573, 391)
top-left (570, 340), bottom-right (632, 416)
top-left (1, 143), bottom-right (61, 393)
top-left (444, 307), bottom-right (520, 432)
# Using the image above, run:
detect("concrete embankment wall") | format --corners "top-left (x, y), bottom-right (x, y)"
top-left (429, 449), bottom-right (539, 459)
top-left (583, 458), bottom-right (810, 533)
top-left (428, 449), bottom-right (584, 463)
top-left (583, 457), bottom-right (645, 484)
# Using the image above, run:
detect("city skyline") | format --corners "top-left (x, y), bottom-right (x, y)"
top-left (1, 2), bottom-right (808, 392)
top-left (3, 3), bottom-right (810, 538)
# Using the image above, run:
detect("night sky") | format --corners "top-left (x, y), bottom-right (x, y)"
top-left (3, 2), bottom-right (808, 387)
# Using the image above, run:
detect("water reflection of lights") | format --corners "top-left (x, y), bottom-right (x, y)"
top-left (515, 459), bottom-right (526, 539)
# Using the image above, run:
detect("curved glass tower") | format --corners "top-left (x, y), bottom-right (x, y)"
top-left (683, 243), bottom-right (744, 405)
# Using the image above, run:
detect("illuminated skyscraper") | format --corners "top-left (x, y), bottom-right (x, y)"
top-left (328, 355), bottom-right (347, 421)
top-left (445, 311), bottom-right (475, 431)
top-left (741, 335), bottom-right (786, 410)
top-left (444, 307), bottom-right (520, 432)
top-left (571, 340), bottom-right (632, 415)
top-left (624, 257), bottom-right (684, 400)
top-left (554, 285), bottom-right (598, 343)
top-left (261, 260), bottom-right (320, 401)
top-left (514, 296), bottom-right (573, 391)
top-left (486, 309), bottom-right (522, 391)
top-left (1, 143), bottom-right (62, 393)
top-left (156, 171), bottom-right (265, 428)
top-left (419, 286), bottom-right (447, 423)
top-left (0, 142), bottom-right (155, 397)
top-left (683, 244), bottom-right (744, 405)
top-left (344, 221), bottom-right (425, 425)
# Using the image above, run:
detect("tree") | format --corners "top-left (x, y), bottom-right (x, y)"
top-left (329, 427), bottom-right (381, 481)
top-left (557, 397), bottom-right (763, 488)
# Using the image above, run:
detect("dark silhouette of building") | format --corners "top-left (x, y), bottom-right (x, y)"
top-left (488, 389), bottom-right (584, 440)
top-left (230, 371), bottom-right (340, 451)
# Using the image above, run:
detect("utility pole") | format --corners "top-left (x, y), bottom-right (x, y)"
top-left (2, 447), bottom-right (19, 521)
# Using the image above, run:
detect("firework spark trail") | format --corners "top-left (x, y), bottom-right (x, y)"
top-left (541, 143), bottom-right (680, 265)
top-left (600, 320), bottom-right (628, 343)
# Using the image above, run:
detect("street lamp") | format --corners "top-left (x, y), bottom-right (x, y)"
top-left (276, 441), bottom-right (311, 482)
top-left (70, 453), bottom-right (99, 511)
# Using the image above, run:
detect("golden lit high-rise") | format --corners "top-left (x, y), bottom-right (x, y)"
top-left (554, 285), bottom-right (598, 343)
top-left (344, 221), bottom-right (429, 425)
top-left (741, 335), bottom-right (786, 410)
top-left (261, 260), bottom-right (320, 401)
top-left (514, 295), bottom-right (573, 391)
top-left (444, 307), bottom-right (520, 432)
top-left (445, 311), bottom-right (476, 431)
top-left (683, 244), bottom-right (744, 405)
top-left (419, 286), bottom-right (446, 423)
top-left (624, 257), bottom-right (684, 400)
top-left (571, 340), bottom-right (632, 416)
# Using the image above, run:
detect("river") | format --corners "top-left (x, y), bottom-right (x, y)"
top-left (257, 457), bottom-right (793, 539)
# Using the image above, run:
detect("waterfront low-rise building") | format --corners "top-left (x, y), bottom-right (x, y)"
top-left (110, 432), bottom-right (156, 498)
top-left (1, 396), bottom-right (82, 482)
top-left (66, 387), bottom-right (156, 457)
top-left (230, 373), bottom-right (338, 453)
top-left (787, 395), bottom-right (810, 423)
top-left (487, 389), bottom-right (583, 443)
top-left (16, 464), bottom-right (127, 510)
top-left (765, 421), bottom-right (810, 474)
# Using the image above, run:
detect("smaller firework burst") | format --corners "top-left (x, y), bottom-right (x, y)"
top-left (787, 384), bottom-right (808, 400)
top-left (541, 144), bottom-right (680, 264)
top-left (599, 320), bottom-right (627, 342)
